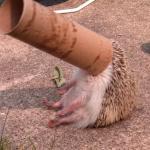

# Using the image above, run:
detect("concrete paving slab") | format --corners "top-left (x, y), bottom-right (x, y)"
top-left (0, 0), bottom-right (150, 149)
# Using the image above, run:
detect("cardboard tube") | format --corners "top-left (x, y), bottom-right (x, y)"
top-left (0, 0), bottom-right (112, 76)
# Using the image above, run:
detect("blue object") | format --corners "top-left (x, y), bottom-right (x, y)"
top-left (35, 0), bottom-right (68, 6)
top-left (141, 42), bottom-right (150, 54)
top-left (0, 0), bottom-right (4, 5)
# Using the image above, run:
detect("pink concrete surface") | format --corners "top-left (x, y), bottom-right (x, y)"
top-left (0, 0), bottom-right (150, 149)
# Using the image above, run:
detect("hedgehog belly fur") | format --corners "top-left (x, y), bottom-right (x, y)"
top-left (72, 64), bottom-right (113, 128)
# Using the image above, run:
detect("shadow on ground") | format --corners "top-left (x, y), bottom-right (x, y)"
top-left (0, 87), bottom-right (60, 109)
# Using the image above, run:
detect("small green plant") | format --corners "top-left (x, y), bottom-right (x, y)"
top-left (0, 138), bottom-right (11, 150)
top-left (0, 108), bottom-right (11, 150)
top-left (0, 103), bottom-right (57, 150)
top-left (49, 128), bottom-right (57, 150)
top-left (26, 138), bottom-right (36, 150)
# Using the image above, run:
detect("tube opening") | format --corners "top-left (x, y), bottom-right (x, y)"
top-left (0, 0), bottom-right (23, 34)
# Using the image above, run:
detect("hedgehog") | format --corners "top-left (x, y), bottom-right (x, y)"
top-left (43, 40), bottom-right (136, 128)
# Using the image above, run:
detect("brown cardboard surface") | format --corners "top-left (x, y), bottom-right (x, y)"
top-left (0, 0), bottom-right (112, 75)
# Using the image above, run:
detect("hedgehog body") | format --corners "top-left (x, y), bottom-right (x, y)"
top-left (48, 41), bottom-right (136, 128)
top-left (94, 41), bottom-right (136, 127)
